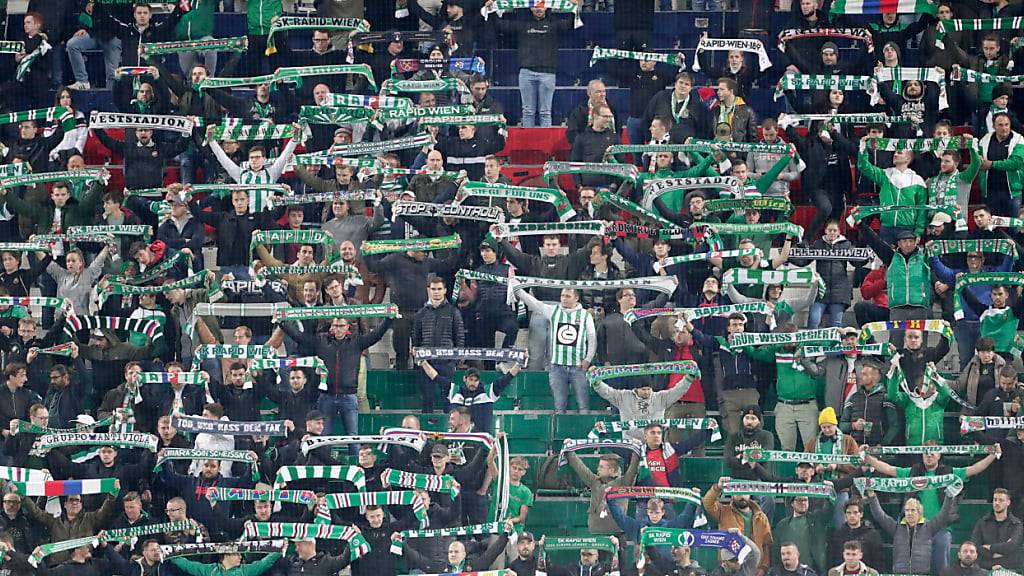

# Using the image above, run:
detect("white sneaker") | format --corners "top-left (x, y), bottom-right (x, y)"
top-left (67, 81), bottom-right (91, 90)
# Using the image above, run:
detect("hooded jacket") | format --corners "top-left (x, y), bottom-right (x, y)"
top-left (592, 381), bottom-right (693, 441)
top-left (723, 419), bottom-right (775, 480)
top-left (281, 318), bottom-right (392, 395)
top-left (566, 452), bottom-right (640, 534)
top-left (703, 484), bottom-right (773, 575)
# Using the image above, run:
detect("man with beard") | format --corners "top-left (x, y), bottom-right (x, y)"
top-left (264, 369), bottom-right (318, 440)
top-left (940, 542), bottom-right (987, 576)
top-left (768, 542), bottom-right (817, 576)
top-left (645, 541), bottom-right (708, 576)
top-left (877, 79), bottom-right (939, 137)
top-left (159, 455), bottom-right (259, 540)
top-left (103, 538), bottom-right (164, 576)
top-left (704, 477), bottom-right (773, 576)
top-left (970, 488), bottom-right (1023, 570)
top-left (352, 504), bottom-right (414, 576)
top-left (0, 493), bottom-right (35, 554)
top-left (710, 529), bottom-right (761, 576)
top-left (828, 499), bottom-right (885, 571)
top-left (723, 404), bottom-right (775, 484)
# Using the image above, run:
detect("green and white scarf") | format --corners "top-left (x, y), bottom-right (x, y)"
top-left (67, 224), bottom-right (152, 241)
top-left (13, 415), bottom-right (112, 435)
top-left (302, 134), bottom-right (434, 161)
top-left (205, 487), bottom-right (316, 506)
top-left (862, 137), bottom-right (963, 152)
top-left (776, 27), bottom-right (875, 53)
top-left (419, 114), bottom-right (506, 126)
top-left (742, 447), bottom-right (862, 466)
top-left (952, 66), bottom-right (1024, 85)
top-left (325, 93), bottom-right (413, 109)
top-left (511, 275), bottom-right (678, 302)
top-left (960, 416), bottom-right (1024, 434)
top-left (802, 343), bottom-right (891, 357)
top-left (590, 46), bottom-right (685, 68)
top-left (250, 357), bottom-right (328, 379)
top-left (691, 220), bottom-right (804, 238)
top-left (491, 221), bottom-right (604, 238)
top-left (0, 41), bottom-right (24, 53)
top-left (140, 36), bottom-right (247, 56)
top-left (393, 202), bottom-right (503, 223)
top-left (927, 238), bottom-right (1016, 259)
top-left (361, 234), bottom-right (461, 256)
top-left (727, 327), bottom-right (841, 349)
top-left (210, 119), bottom-right (307, 141)
top-left (30, 432), bottom-right (159, 456)
top-left (380, 77), bottom-right (465, 95)
top-left (866, 444), bottom-right (997, 456)
top-left (250, 229), bottom-right (339, 262)
top-left (272, 303), bottom-right (400, 323)
top-left (111, 250), bottom-right (193, 285)
top-left (392, 522), bottom-right (512, 555)
top-left (298, 105), bottom-right (377, 126)
top-left (624, 302), bottom-right (774, 325)
top-left (15, 39), bottom-right (51, 82)
top-left (593, 190), bottom-right (675, 227)
top-left (543, 161), bottom-right (639, 184)
top-left (301, 434), bottom-right (425, 455)
top-left (870, 67), bottom-right (948, 109)
top-left (90, 111), bottom-right (195, 135)
top-left (242, 522), bottom-right (369, 559)
top-left (0, 296), bottom-right (71, 314)
top-left (992, 216), bottom-right (1024, 229)
top-left (858, 319), bottom-right (954, 344)
top-left (703, 197), bottom-right (794, 215)
top-left (0, 107), bottom-right (76, 132)
top-left (105, 520), bottom-right (198, 544)
top-left (722, 267), bottom-right (825, 297)
top-left (482, 0), bottom-right (582, 27)
top-left (29, 536), bottom-right (101, 567)
top-left (266, 17), bottom-right (369, 54)
top-left (589, 418), bottom-right (720, 442)
top-left (274, 465), bottom-right (367, 490)
top-left (783, 113), bottom-right (911, 125)
top-left (193, 344), bottom-right (276, 362)
top-left (199, 64), bottom-right (377, 92)
top-left (692, 37), bottom-right (771, 72)
top-left (459, 181), bottom-right (575, 220)
top-left (854, 474), bottom-right (963, 496)
top-left (381, 468), bottom-right (460, 499)
top-left (723, 481), bottom-right (837, 501)
top-left (643, 177), bottom-right (742, 208)
top-left (0, 163), bottom-right (29, 178)
top-left (135, 371), bottom-right (209, 387)
top-left (775, 71), bottom-right (872, 100)
top-left (161, 540), bottom-right (284, 560)
top-left (323, 491), bottom-right (428, 527)
top-left (953, 272), bottom-right (1024, 319)
top-left (935, 17), bottom-right (1023, 48)
top-left (0, 242), bottom-right (49, 252)
top-left (0, 168), bottom-right (105, 191)
top-left (542, 535), bottom-right (617, 553)
top-left (100, 272), bottom-right (222, 306)
top-left (651, 248), bottom-right (762, 271)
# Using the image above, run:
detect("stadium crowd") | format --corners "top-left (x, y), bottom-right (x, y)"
top-left (0, 0), bottom-right (1020, 575)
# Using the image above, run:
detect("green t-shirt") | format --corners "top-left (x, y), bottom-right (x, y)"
top-left (894, 466), bottom-right (968, 519)
top-left (507, 482), bottom-right (534, 531)
top-left (0, 306), bottom-right (29, 320)
top-left (738, 508), bottom-right (754, 538)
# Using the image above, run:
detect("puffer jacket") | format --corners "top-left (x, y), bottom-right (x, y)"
top-left (566, 452), bottom-right (640, 534)
top-left (413, 299), bottom-right (464, 348)
top-left (868, 494), bottom-right (958, 575)
top-left (807, 235), bottom-right (855, 304)
top-left (21, 494), bottom-right (118, 566)
top-left (723, 422), bottom-right (775, 480)
top-left (473, 261), bottom-right (513, 317)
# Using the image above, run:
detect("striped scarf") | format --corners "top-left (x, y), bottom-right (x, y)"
top-left (624, 303), bottom-right (775, 325)
top-left (250, 229), bottom-right (339, 262)
top-left (952, 66), bottom-right (1024, 85)
top-left (210, 119), bottom-right (307, 141)
top-left (0, 168), bottom-right (105, 191)
top-left (381, 468), bottom-right (460, 499)
top-left (0, 296), bottom-right (71, 313)
top-left (140, 36), bottom-right (247, 56)
top-left (274, 465), bottom-right (366, 490)
top-left (590, 418), bottom-right (720, 442)
top-left (361, 235), bottom-right (461, 256)
top-left (9, 478), bottom-right (119, 496)
top-left (301, 435), bottom-right (425, 456)
top-left (459, 181), bottom-right (575, 221)
top-left (324, 491), bottom-right (428, 527)
top-left (243, 522), bottom-right (370, 559)
top-left (0, 466), bottom-right (50, 482)
top-left (205, 487), bottom-right (316, 505)
top-left (64, 315), bottom-right (163, 342)
top-left (136, 371), bottom-right (209, 386)
top-left (723, 481), bottom-right (837, 501)
top-left (325, 93), bottom-right (413, 109)
top-left (266, 17), bottom-right (369, 54)
top-left (935, 18), bottom-right (1023, 48)
top-left (854, 474), bottom-right (963, 496)
top-left (831, 0), bottom-right (937, 15)
top-left (392, 522), bottom-right (511, 555)
top-left (160, 540), bottom-right (283, 560)
top-left (871, 67), bottom-right (948, 109)
top-left (0, 107), bottom-right (75, 132)
top-left (15, 39), bottom-right (51, 82)
top-left (29, 536), bottom-right (100, 567)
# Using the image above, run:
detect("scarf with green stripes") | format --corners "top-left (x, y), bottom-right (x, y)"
top-left (64, 315), bottom-right (163, 342)
top-left (381, 77), bottom-right (465, 94)
top-left (210, 119), bottom-right (307, 141)
top-left (802, 343), bottom-right (891, 357)
top-left (594, 190), bottom-right (676, 227)
top-left (866, 444), bottom-right (997, 456)
top-left (691, 220), bottom-right (804, 238)
top-left (256, 263), bottom-right (362, 282)
top-left (870, 67), bottom-right (948, 109)
top-left (952, 66), bottom-right (1024, 85)
top-left (392, 522), bottom-right (512, 555)
top-left (15, 39), bottom-right (51, 82)
top-left (854, 474), bottom-right (963, 496)
top-left (590, 419), bottom-right (721, 442)
top-left (935, 17), bottom-right (1022, 48)
top-left (29, 535), bottom-right (101, 567)
top-left (199, 64), bottom-right (376, 92)
top-left (483, 0), bottom-right (582, 27)
top-left (249, 357), bottom-right (328, 384)
top-left (0, 107), bottom-right (75, 132)
top-left (0, 168), bottom-right (105, 190)
top-left (742, 447), bottom-right (863, 465)
top-left (140, 36), bottom-right (247, 57)
top-left (360, 234), bottom-right (461, 255)
top-left (543, 161), bottom-right (639, 184)
top-left (491, 221), bottom-right (604, 239)
top-left (10, 478), bottom-right (119, 496)
top-left (590, 46), bottom-right (684, 68)
top-left (100, 273), bottom-right (221, 306)
top-left (205, 487), bottom-right (316, 505)
top-left (250, 229), bottom-right (339, 262)
top-left (34, 343), bottom-right (78, 357)
top-left (927, 238), bottom-right (1016, 258)
top-left (703, 197), bottom-right (794, 214)
top-left (723, 480), bottom-right (837, 501)
top-left (0, 41), bottom-right (24, 53)
top-left (774, 72), bottom-right (872, 99)
top-left (274, 465), bottom-right (367, 489)
top-left (325, 93), bottom-right (413, 109)
top-left (136, 371), bottom-right (209, 387)
top-left (110, 251), bottom-right (193, 285)
top-left (272, 303), bottom-right (400, 323)
top-left (586, 361), bottom-right (701, 386)
top-left (727, 327), bottom-right (841, 349)
top-left (0, 296), bottom-right (71, 313)
top-left (459, 181), bottom-right (575, 220)
top-left (243, 522), bottom-right (369, 559)
top-left (381, 468), bottom-right (460, 499)
top-left (324, 491), bottom-right (428, 527)
top-left (954, 272), bottom-right (1024, 319)
top-left (266, 17), bottom-right (369, 55)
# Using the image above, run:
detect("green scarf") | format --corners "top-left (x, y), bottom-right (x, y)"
top-left (722, 267), bottom-right (825, 297)
top-left (272, 304), bottom-right (400, 323)
top-left (360, 234), bottom-right (461, 255)
top-left (775, 71), bottom-right (872, 99)
top-left (691, 220), bottom-right (804, 238)
top-left (381, 468), bottom-right (461, 499)
top-left (205, 487), bottom-right (316, 505)
top-left (210, 119), bottom-right (307, 141)
top-left (111, 251), bottom-right (193, 285)
top-left (643, 176), bottom-right (742, 208)
top-left (274, 465), bottom-right (367, 490)
top-left (927, 238), bottom-right (1016, 259)
top-left (199, 64), bottom-right (377, 92)
top-left (543, 161), bottom-right (639, 184)
top-left (100, 273), bottom-right (222, 306)
top-left (727, 327), bottom-right (841, 349)
top-left (266, 16), bottom-right (369, 54)
top-left (491, 221), bottom-right (604, 239)
top-left (702, 197), bottom-right (794, 215)
top-left (854, 474), bottom-right (963, 496)
top-left (935, 17), bottom-right (1023, 48)
top-left (624, 302), bottom-right (773, 324)
top-left (0, 168), bottom-right (105, 190)
top-left (864, 137), bottom-right (963, 152)
top-left (723, 481), bottom-right (837, 501)
top-left (953, 272), bottom-right (1024, 319)
top-left (594, 190), bottom-right (676, 227)
top-left (742, 447), bottom-right (862, 466)
top-left (586, 361), bottom-right (700, 386)
top-left (380, 77), bottom-right (465, 94)
top-left (250, 229), bottom-right (339, 263)
top-left (459, 181), bottom-right (575, 220)
top-left (140, 36), bottom-right (247, 57)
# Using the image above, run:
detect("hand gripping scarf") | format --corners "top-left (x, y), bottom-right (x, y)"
top-left (9, 478), bottom-right (119, 496)
top-left (210, 119), bottom-right (308, 141)
top-left (927, 238), bottom-right (1017, 259)
top-left (12, 415), bottom-right (112, 435)
top-left (361, 234), bottom-right (461, 256)
top-left (651, 248), bottom-right (762, 273)
top-left (273, 465), bottom-right (367, 490)
top-left (381, 468), bottom-right (461, 499)
top-left (30, 432), bottom-right (158, 457)
top-left (801, 343), bottom-right (891, 357)
top-left (458, 181), bottom-right (575, 220)
top-left (952, 66), bottom-right (1024, 85)
top-left (642, 177), bottom-right (742, 209)
top-left (638, 528), bottom-right (751, 567)
top-left (727, 327), bottom-right (842, 349)
top-left (741, 447), bottom-right (863, 466)
top-left (250, 229), bottom-right (340, 263)
top-left (392, 522), bottom-right (513, 555)
top-left (29, 535), bottom-right (101, 566)
top-left (624, 303), bottom-right (775, 325)
top-left (0, 168), bottom-right (106, 191)
top-left (542, 535), bottom-right (618, 553)
top-left (589, 418), bottom-right (721, 442)
top-left (854, 474), bottom-right (964, 497)
top-left (0, 107), bottom-right (76, 133)
top-left (543, 161), bottom-right (640, 184)
top-left (12, 39), bottom-right (47, 81)
top-left (89, 111), bottom-right (195, 135)
top-left (692, 37), bottom-right (771, 72)
top-left (105, 520), bottom-right (200, 544)
top-left (249, 357), bottom-right (328, 383)
top-left (774, 72), bottom-right (872, 100)
top-left (161, 540), bottom-right (284, 560)
top-left (198, 64), bottom-right (377, 92)
top-left (412, 347), bottom-right (528, 364)
top-left (702, 197), bottom-right (794, 215)
top-left (154, 448), bottom-right (259, 480)
top-left (380, 77), bottom-right (467, 95)
top-left (594, 190), bottom-right (676, 228)
top-left (272, 303), bottom-right (400, 323)
top-left (870, 67), bottom-right (948, 109)
top-left (586, 361), bottom-right (701, 386)
top-left (393, 201), bottom-right (504, 223)
top-left (691, 220), bottom-right (804, 238)
top-left (482, 0), bottom-right (582, 28)
top-left (0, 242), bottom-right (48, 253)
top-left (831, 0), bottom-right (938, 15)
top-left (205, 487), bottom-right (316, 506)
top-left (935, 17), bottom-right (1024, 48)
top-left (170, 415), bottom-right (288, 437)
top-left (558, 438), bottom-right (645, 467)
top-left (0, 466), bottom-right (50, 483)
top-left (111, 250), bottom-right (193, 285)
top-left (722, 267), bottom-right (825, 298)
top-left (604, 486), bottom-right (702, 510)
top-left (323, 491), bottom-right (428, 527)
top-left (953, 272), bottom-right (1024, 319)
top-left (858, 319), bottom-right (954, 344)
top-left (100, 272), bottom-right (222, 306)
top-left (300, 434), bottom-right (426, 456)
top-left (63, 313), bottom-right (164, 341)
top-left (722, 480), bottom-right (837, 502)
top-left (960, 416), bottom-right (1024, 434)
top-left (590, 46), bottom-right (684, 68)
top-left (391, 57), bottom-right (487, 76)
top-left (243, 522), bottom-right (370, 560)
top-left (776, 27), bottom-right (875, 53)
top-left (866, 444), bottom-right (998, 456)
top-left (266, 16), bottom-right (369, 54)
top-left (787, 246), bottom-right (874, 262)
top-left (605, 222), bottom-right (689, 240)
top-left (325, 93), bottom-right (413, 109)
top-left (140, 36), bottom-right (247, 56)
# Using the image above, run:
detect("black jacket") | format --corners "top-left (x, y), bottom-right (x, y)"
top-left (365, 251), bottom-right (465, 312)
top-left (722, 423), bottom-right (774, 480)
top-left (352, 518), bottom-right (413, 576)
top-left (188, 199), bottom-right (277, 267)
top-left (970, 512), bottom-right (1023, 570)
top-left (642, 89), bottom-right (712, 144)
top-left (282, 319), bottom-right (392, 395)
top-left (566, 101), bottom-right (621, 145)
top-left (276, 551), bottom-right (351, 576)
top-left (828, 521), bottom-right (886, 571)
top-left (95, 130), bottom-right (190, 190)
top-left (413, 300), bottom-right (465, 349)
top-left (490, 11), bottom-right (573, 74)
top-left (0, 384), bottom-right (37, 432)
top-left (156, 216), bottom-right (206, 271)
top-left (116, 14), bottom-right (180, 67)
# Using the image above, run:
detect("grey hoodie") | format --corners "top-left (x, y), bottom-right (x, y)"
top-left (593, 381), bottom-right (693, 441)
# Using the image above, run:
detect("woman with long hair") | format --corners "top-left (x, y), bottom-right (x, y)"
top-left (45, 87), bottom-right (89, 171)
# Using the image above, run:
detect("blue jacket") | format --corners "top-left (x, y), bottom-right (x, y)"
top-left (608, 499), bottom-right (698, 561)
top-left (930, 253), bottom-right (1013, 321)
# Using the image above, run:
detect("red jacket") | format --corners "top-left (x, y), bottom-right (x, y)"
top-left (860, 267), bottom-right (889, 308)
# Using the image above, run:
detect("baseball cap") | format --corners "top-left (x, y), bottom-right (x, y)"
top-left (305, 410), bottom-right (326, 422)
top-left (929, 212), bottom-right (952, 227)
top-left (895, 229), bottom-right (917, 240)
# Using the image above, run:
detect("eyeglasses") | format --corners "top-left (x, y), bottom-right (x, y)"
top-left (3, 499), bottom-right (20, 505)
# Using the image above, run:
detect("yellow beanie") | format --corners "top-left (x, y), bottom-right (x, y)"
top-left (818, 407), bottom-right (838, 426)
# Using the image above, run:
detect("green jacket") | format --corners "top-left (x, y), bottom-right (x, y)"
top-left (247, 0), bottom-right (282, 36)
top-left (886, 247), bottom-right (931, 308)
top-left (1, 181), bottom-right (104, 235)
top-left (639, 152), bottom-right (720, 213)
top-left (773, 504), bottom-right (831, 575)
top-left (175, 0), bottom-right (216, 40)
top-left (745, 345), bottom-right (821, 401)
top-left (857, 149), bottom-right (927, 235)
top-left (888, 365), bottom-right (949, 445)
top-left (170, 553), bottom-right (281, 576)
top-left (977, 131), bottom-right (1024, 200)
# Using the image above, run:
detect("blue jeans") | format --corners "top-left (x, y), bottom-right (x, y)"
top-left (953, 321), bottom-right (980, 370)
top-left (807, 303), bottom-right (846, 329)
top-left (49, 42), bottom-right (67, 89)
top-left (527, 309), bottom-right (550, 371)
top-left (519, 69), bottom-right (556, 127)
top-left (218, 266), bottom-right (251, 280)
top-left (67, 33), bottom-right (121, 85)
top-left (318, 393), bottom-right (359, 454)
top-left (986, 190), bottom-right (1022, 218)
top-left (691, 0), bottom-right (722, 8)
top-left (626, 116), bottom-right (646, 166)
top-left (549, 364), bottom-right (589, 413)
top-left (932, 529), bottom-right (952, 573)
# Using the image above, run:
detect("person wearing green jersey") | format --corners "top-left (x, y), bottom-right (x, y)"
top-left (245, 0), bottom-right (283, 75)
top-left (174, 0), bottom-right (218, 80)
top-left (857, 137), bottom-right (928, 242)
